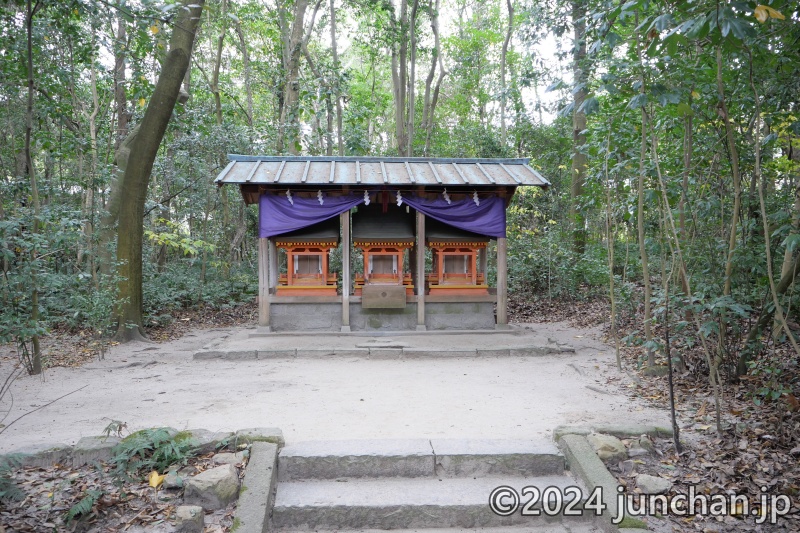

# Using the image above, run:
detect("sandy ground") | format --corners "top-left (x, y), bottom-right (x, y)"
top-left (0, 322), bottom-right (669, 454)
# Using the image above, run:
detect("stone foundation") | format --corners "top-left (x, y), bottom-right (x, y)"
top-left (269, 300), bottom-right (495, 332)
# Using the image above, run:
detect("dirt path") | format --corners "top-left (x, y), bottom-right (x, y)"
top-left (0, 322), bottom-right (668, 454)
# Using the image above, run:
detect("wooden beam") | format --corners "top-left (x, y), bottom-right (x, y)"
top-left (499, 163), bottom-right (523, 184)
top-left (524, 163), bottom-right (551, 186)
top-left (329, 160), bottom-right (336, 183)
top-left (273, 160), bottom-right (286, 183)
top-left (380, 161), bottom-right (388, 184)
top-left (428, 162), bottom-right (443, 184)
top-left (301, 160), bottom-right (311, 183)
top-left (475, 162), bottom-right (495, 184)
top-left (452, 162), bottom-right (470, 184)
top-left (244, 161), bottom-right (261, 182)
top-left (405, 161), bottom-right (416, 184)
top-left (215, 160), bottom-right (236, 184)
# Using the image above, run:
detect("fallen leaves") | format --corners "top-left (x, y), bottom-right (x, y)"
top-left (148, 470), bottom-right (165, 489)
top-left (3, 452), bottom-right (238, 532)
top-left (0, 302), bottom-right (257, 370)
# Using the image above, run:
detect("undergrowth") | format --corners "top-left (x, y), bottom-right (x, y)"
top-left (109, 427), bottom-right (198, 483)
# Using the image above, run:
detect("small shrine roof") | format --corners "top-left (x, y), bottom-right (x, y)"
top-left (215, 155), bottom-right (549, 189)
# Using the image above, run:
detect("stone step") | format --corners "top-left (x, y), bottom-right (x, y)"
top-left (274, 525), bottom-right (599, 533)
top-left (278, 439), bottom-right (565, 481)
top-left (271, 475), bottom-right (593, 530)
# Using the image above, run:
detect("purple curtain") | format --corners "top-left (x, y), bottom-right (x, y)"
top-left (259, 191), bottom-right (507, 239)
top-left (401, 195), bottom-right (506, 238)
top-left (259, 193), bottom-right (363, 238)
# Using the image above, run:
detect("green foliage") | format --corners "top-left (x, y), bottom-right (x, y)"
top-left (145, 219), bottom-right (216, 257)
top-left (141, 259), bottom-right (256, 322)
top-left (109, 428), bottom-right (198, 482)
top-left (748, 354), bottom-right (793, 406)
top-left (507, 187), bottom-right (609, 299)
top-left (65, 489), bottom-right (104, 524)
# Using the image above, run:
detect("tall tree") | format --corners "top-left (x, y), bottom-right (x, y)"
top-left (500, 0), bottom-right (514, 147)
top-left (24, 0), bottom-right (43, 374)
top-left (329, 0), bottom-right (343, 155)
top-left (570, 0), bottom-right (588, 255)
top-left (114, 0), bottom-right (205, 341)
top-left (277, 0), bottom-right (322, 154)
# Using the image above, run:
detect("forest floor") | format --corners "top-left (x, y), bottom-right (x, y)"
top-left (1, 296), bottom-right (798, 532)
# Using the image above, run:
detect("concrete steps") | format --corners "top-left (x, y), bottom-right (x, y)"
top-left (275, 528), bottom-right (598, 533)
top-left (271, 439), bottom-right (597, 532)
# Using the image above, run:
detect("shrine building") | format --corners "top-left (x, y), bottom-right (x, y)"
top-left (215, 155), bottom-right (549, 332)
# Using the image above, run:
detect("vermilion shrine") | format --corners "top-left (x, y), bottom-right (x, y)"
top-left (215, 156), bottom-right (548, 332)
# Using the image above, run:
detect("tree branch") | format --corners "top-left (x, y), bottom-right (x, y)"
top-left (0, 384), bottom-right (88, 435)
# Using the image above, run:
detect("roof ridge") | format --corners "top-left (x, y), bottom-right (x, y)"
top-left (227, 154), bottom-right (531, 165)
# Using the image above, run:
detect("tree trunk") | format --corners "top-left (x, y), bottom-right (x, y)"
top-left (424, 0), bottom-right (446, 155)
top-left (716, 45), bottom-right (743, 377)
top-left (234, 20), bottom-right (254, 129)
top-left (406, 0), bottom-right (418, 156)
top-left (634, 16), bottom-right (654, 368)
top-left (114, 14), bottom-right (128, 150)
top-left (740, 61), bottom-right (800, 375)
top-left (679, 93), bottom-right (693, 298)
top-left (421, 46), bottom-right (436, 140)
top-left (279, 0), bottom-right (310, 154)
top-left (79, 61), bottom-right (100, 281)
top-left (778, 142), bottom-right (800, 282)
top-left (604, 133), bottom-right (621, 371)
top-left (25, 0), bottom-right (43, 375)
top-left (500, 0), bottom-right (513, 147)
top-left (718, 46), bottom-right (741, 299)
top-left (329, 0), bottom-right (343, 155)
top-left (211, 0), bottom-right (228, 126)
top-left (390, 0), bottom-right (409, 156)
top-left (99, 13), bottom-right (130, 277)
top-left (570, 0), bottom-right (588, 255)
top-left (114, 0), bottom-right (205, 341)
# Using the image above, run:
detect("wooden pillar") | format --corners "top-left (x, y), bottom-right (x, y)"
top-left (258, 237), bottom-right (270, 331)
top-left (416, 211), bottom-right (426, 331)
top-left (268, 239), bottom-right (278, 292)
top-left (341, 211), bottom-right (351, 332)
top-left (479, 247), bottom-right (488, 277)
top-left (496, 237), bottom-right (509, 329)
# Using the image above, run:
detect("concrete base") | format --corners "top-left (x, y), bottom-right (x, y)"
top-left (341, 326), bottom-right (351, 333)
top-left (558, 434), bottom-right (621, 533)
top-left (269, 302), bottom-right (496, 332)
top-left (233, 442), bottom-right (279, 533)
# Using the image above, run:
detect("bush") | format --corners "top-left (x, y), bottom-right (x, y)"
top-left (142, 259), bottom-right (257, 322)
top-left (507, 228), bottom-right (609, 299)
